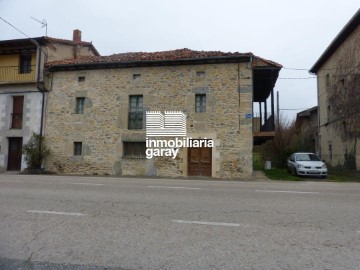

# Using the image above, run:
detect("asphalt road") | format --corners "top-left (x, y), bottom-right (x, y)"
top-left (0, 174), bottom-right (359, 270)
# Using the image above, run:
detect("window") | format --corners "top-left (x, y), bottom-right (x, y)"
top-left (74, 142), bottom-right (82, 156)
top-left (326, 74), bottom-right (330, 88)
top-left (195, 94), bottom-right (206, 112)
top-left (11, 96), bottom-right (24, 129)
top-left (78, 76), bottom-right (85, 82)
top-left (76, 97), bottom-right (85, 114)
top-left (128, 95), bottom-right (143, 129)
top-left (123, 142), bottom-right (146, 158)
top-left (133, 74), bottom-right (141, 80)
top-left (19, 54), bottom-right (32, 74)
top-left (196, 71), bottom-right (205, 77)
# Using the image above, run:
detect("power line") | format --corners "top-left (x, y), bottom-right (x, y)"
top-left (0, 16), bottom-right (31, 38)
top-left (278, 77), bottom-right (316, 80)
top-left (283, 65), bottom-right (360, 72)
top-left (280, 108), bottom-right (310, 111)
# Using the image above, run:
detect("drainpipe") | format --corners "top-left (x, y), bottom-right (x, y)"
top-left (35, 45), bottom-right (47, 170)
top-left (316, 75), bottom-right (321, 157)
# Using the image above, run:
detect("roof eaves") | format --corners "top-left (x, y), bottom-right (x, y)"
top-left (47, 54), bottom-right (253, 71)
top-left (310, 8), bottom-right (360, 74)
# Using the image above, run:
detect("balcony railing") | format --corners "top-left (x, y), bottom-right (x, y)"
top-left (253, 113), bottom-right (275, 133)
top-left (10, 113), bottom-right (23, 129)
top-left (0, 65), bottom-right (36, 83)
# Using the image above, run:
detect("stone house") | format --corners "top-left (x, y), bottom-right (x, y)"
top-left (310, 9), bottom-right (360, 169)
top-left (0, 30), bottom-right (99, 172)
top-left (295, 106), bottom-right (318, 153)
top-left (45, 49), bottom-right (281, 179)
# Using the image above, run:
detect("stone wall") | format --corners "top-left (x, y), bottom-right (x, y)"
top-left (45, 62), bottom-right (253, 179)
top-left (317, 25), bottom-right (360, 168)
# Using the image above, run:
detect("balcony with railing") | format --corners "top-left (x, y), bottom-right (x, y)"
top-left (253, 112), bottom-right (275, 133)
top-left (0, 65), bottom-right (36, 84)
top-left (253, 111), bottom-right (276, 145)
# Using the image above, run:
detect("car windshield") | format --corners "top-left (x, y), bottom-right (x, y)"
top-left (295, 154), bottom-right (320, 161)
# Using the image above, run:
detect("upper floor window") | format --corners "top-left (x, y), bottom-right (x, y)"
top-left (326, 74), bottom-right (330, 88)
top-left (133, 74), bottom-right (141, 80)
top-left (76, 97), bottom-right (85, 114)
top-left (128, 95), bottom-right (143, 129)
top-left (11, 96), bottom-right (24, 129)
top-left (196, 71), bottom-right (205, 77)
top-left (19, 54), bottom-right (32, 74)
top-left (195, 94), bottom-right (206, 112)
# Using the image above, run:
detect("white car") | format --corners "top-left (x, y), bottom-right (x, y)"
top-left (287, 152), bottom-right (327, 178)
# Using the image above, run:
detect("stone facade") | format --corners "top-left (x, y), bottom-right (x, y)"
top-left (312, 15), bottom-right (360, 168)
top-left (296, 107), bottom-right (318, 153)
top-left (0, 31), bottom-right (98, 172)
top-left (45, 62), bottom-right (254, 179)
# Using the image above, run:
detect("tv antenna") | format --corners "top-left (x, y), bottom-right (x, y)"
top-left (30, 17), bottom-right (47, 36)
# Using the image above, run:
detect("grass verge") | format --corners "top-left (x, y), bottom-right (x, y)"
top-left (261, 168), bottom-right (360, 182)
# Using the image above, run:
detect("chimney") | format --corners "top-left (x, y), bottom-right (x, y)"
top-left (73, 29), bottom-right (82, 43)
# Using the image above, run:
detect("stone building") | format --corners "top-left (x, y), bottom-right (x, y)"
top-left (0, 30), bottom-right (99, 172)
top-left (310, 9), bottom-right (360, 169)
top-left (45, 49), bottom-right (281, 179)
top-left (295, 106), bottom-right (318, 153)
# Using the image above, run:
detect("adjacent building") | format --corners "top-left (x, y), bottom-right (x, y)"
top-left (295, 106), bottom-right (318, 153)
top-left (44, 49), bottom-right (281, 179)
top-left (0, 30), bottom-right (99, 172)
top-left (310, 9), bottom-right (360, 169)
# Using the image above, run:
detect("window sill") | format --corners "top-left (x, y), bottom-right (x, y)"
top-left (70, 156), bottom-right (84, 162)
top-left (122, 156), bottom-right (146, 160)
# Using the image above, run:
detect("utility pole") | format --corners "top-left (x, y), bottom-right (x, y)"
top-left (277, 91), bottom-right (280, 125)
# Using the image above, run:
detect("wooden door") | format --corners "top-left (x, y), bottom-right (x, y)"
top-left (12, 96), bottom-right (24, 129)
top-left (7, 137), bottom-right (23, 171)
top-left (188, 143), bottom-right (212, 177)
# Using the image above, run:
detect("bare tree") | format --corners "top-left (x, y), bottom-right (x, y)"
top-left (260, 115), bottom-right (298, 168)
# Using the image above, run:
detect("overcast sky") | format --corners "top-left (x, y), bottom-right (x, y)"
top-left (1, 0), bottom-right (359, 120)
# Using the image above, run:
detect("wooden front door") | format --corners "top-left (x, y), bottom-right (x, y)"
top-left (7, 137), bottom-right (23, 171)
top-left (188, 144), bottom-right (212, 177)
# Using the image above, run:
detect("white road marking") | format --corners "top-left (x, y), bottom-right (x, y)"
top-left (0, 180), bottom-right (24, 183)
top-left (255, 190), bottom-right (319, 194)
top-left (172, 220), bottom-right (240, 227)
top-left (27, 210), bottom-right (87, 216)
top-left (56, 182), bottom-right (104, 186)
top-left (70, 183), bottom-right (104, 186)
top-left (147, 186), bottom-right (201, 190)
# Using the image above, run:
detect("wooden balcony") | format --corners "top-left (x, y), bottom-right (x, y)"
top-left (0, 65), bottom-right (36, 84)
top-left (253, 113), bottom-right (275, 145)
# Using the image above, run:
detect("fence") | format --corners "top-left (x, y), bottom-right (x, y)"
top-left (253, 153), bottom-right (286, 170)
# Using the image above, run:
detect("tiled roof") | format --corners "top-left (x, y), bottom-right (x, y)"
top-left (46, 48), bottom-right (282, 68)
top-left (0, 36), bottom-right (100, 56)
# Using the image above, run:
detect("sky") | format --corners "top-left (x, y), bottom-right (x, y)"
top-left (1, 0), bottom-right (359, 120)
